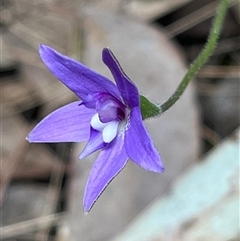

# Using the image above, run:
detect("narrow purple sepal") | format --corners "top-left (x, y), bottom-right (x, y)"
top-left (125, 107), bottom-right (165, 173)
top-left (27, 102), bottom-right (95, 143)
top-left (83, 134), bottom-right (128, 213)
top-left (79, 128), bottom-right (106, 159)
top-left (39, 45), bottom-right (121, 102)
top-left (102, 48), bottom-right (139, 108)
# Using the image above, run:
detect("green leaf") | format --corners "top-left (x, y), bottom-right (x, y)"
top-left (140, 95), bottom-right (160, 120)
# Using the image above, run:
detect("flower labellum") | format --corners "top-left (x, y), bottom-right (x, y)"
top-left (27, 45), bottom-right (165, 213)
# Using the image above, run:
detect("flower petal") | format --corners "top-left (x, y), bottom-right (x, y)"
top-left (27, 101), bottom-right (95, 143)
top-left (102, 48), bottom-right (140, 108)
top-left (83, 134), bottom-right (128, 213)
top-left (79, 128), bottom-right (106, 159)
top-left (39, 45), bottom-right (121, 101)
top-left (124, 107), bottom-right (165, 173)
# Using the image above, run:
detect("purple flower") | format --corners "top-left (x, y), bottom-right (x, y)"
top-left (27, 45), bottom-right (164, 213)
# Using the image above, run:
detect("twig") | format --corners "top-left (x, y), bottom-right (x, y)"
top-left (165, 0), bottom-right (237, 38)
top-left (197, 66), bottom-right (240, 78)
top-left (0, 212), bottom-right (66, 239)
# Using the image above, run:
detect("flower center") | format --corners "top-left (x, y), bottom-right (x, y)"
top-left (90, 113), bottom-right (119, 143)
top-left (83, 92), bottom-right (128, 143)
top-left (83, 92), bottom-right (126, 122)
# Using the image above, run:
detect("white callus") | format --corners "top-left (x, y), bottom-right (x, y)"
top-left (91, 113), bottom-right (119, 143)
top-left (90, 113), bottom-right (108, 131)
top-left (102, 121), bottom-right (119, 143)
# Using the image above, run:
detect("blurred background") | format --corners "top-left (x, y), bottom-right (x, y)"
top-left (1, 0), bottom-right (239, 241)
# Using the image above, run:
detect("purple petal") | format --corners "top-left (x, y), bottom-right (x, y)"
top-left (102, 48), bottom-right (140, 109)
top-left (79, 128), bottom-right (106, 159)
top-left (83, 134), bottom-right (128, 213)
top-left (27, 101), bottom-right (95, 143)
top-left (39, 45), bottom-right (121, 101)
top-left (84, 92), bottom-right (126, 122)
top-left (124, 107), bottom-right (164, 173)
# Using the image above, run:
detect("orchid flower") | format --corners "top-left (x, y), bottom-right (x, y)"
top-left (27, 45), bottom-right (164, 212)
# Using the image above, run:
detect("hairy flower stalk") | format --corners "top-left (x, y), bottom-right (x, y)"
top-left (27, 45), bottom-right (164, 213)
